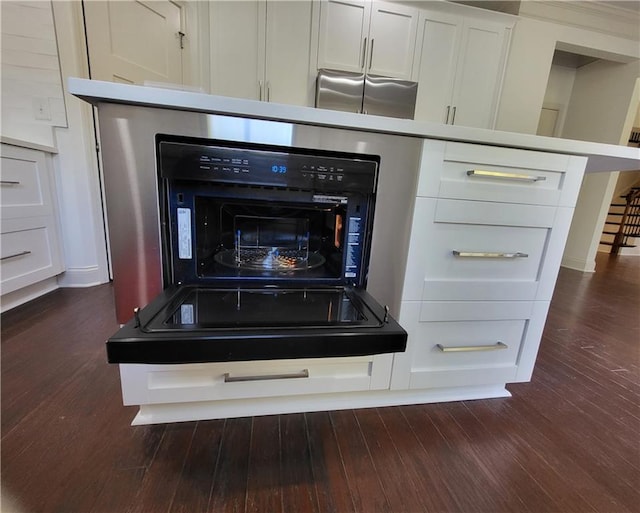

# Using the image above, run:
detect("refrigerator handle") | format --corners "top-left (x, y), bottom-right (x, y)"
top-left (369, 39), bottom-right (375, 70)
top-left (361, 38), bottom-right (367, 69)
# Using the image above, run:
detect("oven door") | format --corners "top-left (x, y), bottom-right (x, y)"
top-left (106, 285), bottom-right (407, 364)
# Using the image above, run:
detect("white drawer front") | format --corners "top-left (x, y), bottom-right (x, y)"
top-left (119, 354), bottom-right (392, 406)
top-left (402, 198), bottom-right (556, 301)
top-left (1, 145), bottom-right (54, 219)
top-left (1, 219), bottom-right (63, 294)
top-left (392, 301), bottom-right (535, 390)
top-left (417, 141), bottom-right (585, 207)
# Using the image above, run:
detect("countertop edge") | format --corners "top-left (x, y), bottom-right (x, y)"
top-left (68, 78), bottom-right (640, 173)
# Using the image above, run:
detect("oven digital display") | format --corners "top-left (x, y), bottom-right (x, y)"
top-left (271, 165), bottom-right (287, 174)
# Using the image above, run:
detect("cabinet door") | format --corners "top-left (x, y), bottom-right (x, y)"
top-left (450, 18), bottom-right (509, 128)
top-left (413, 11), bottom-right (461, 123)
top-left (317, 0), bottom-right (370, 73)
top-left (265, 1), bottom-right (313, 106)
top-left (367, 1), bottom-right (418, 79)
top-left (210, 1), bottom-right (265, 100)
top-left (84, 0), bottom-right (184, 85)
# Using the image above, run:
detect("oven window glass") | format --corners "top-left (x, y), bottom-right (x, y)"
top-left (195, 198), bottom-right (347, 280)
top-left (162, 288), bottom-right (374, 328)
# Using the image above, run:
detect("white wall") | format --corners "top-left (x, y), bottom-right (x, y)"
top-left (496, 16), bottom-right (639, 134)
top-left (1, 1), bottom-right (110, 288)
top-left (50, 1), bottom-right (110, 287)
top-left (0, 1), bottom-right (66, 147)
top-left (560, 60), bottom-right (640, 270)
top-left (538, 64), bottom-right (576, 136)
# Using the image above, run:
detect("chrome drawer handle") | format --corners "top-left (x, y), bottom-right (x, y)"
top-left (224, 369), bottom-right (309, 383)
top-left (0, 180), bottom-right (21, 185)
top-left (0, 250), bottom-right (31, 261)
top-left (452, 251), bottom-right (528, 258)
top-left (467, 170), bottom-right (546, 182)
top-left (436, 342), bottom-right (508, 353)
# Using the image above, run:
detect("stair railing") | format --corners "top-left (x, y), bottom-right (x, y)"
top-left (612, 187), bottom-right (640, 255)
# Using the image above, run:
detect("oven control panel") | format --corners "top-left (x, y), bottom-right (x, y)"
top-left (158, 138), bottom-right (378, 193)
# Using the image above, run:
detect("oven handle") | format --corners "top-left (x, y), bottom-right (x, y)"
top-left (223, 369), bottom-right (309, 383)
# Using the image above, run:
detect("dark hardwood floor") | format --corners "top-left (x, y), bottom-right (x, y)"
top-left (2, 253), bottom-right (639, 513)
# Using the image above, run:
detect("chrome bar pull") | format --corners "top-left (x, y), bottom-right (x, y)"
top-left (445, 106), bottom-right (450, 124)
top-left (224, 369), bottom-right (310, 383)
top-left (451, 106), bottom-right (457, 125)
top-left (0, 250), bottom-right (31, 261)
top-left (266, 82), bottom-right (270, 102)
top-left (368, 38), bottom-right (375, 70)
top-left (452, 251), bottom-right (528, 258)
top-left (0, 180), bottom-right (20, 185)
top-left (436, 342), bottom-right (508, 352)
top-left (361, 38), bottom-right (367, 69)
top-left (467, 170), bottom-right (547, 182)
top-left (258, 80), bottom-right (263, 101)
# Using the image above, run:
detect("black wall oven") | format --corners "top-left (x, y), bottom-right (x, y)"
top-left (106, 135), bottom-right (407, 364)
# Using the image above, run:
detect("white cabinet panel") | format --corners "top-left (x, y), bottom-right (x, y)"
top-left (265, 1), bottom-right (314, 105)
top-left (368, 2), bottom-right (418, 79)
top-left (210, 1), bottom-right (264, 100)
top-left (1, 145), bottom-right (54, 219)
top-left (391, 300), bottom-right (547, 390)
top-left (120, 354), bottom-right (393, 405)
top-left (318, 0), bottom-right (370, 72)
top-left (0, 144), bottom-right (64, 300)
top-left (402, 198), bottom-right (557, 302)
top-left (451, 18), bottom-right (508, 129)
top-left (413, 10), bottom-right (513, 128)
top-left (210, 1), bottom-right (312, 105)
top-left (317, 0), bottom-right (418, 79)
top-left (413, 12), bottom-right (460, 123)
top-left (1, 217), bottom-right (63, 295)
top-left (418, 141), bottom-right (583, 207)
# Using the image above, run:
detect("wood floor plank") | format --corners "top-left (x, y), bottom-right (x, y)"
top-left (245, 415), bottom-right (282, 513)
top-left (452, 400), bottom-right (594, 513)
top-left (280, 413), bottom-right (320, 513)
top-left (169, 419), bottom-right (225, 513)
top-left (208, 417), bottom-right (252, 513)
top-left (1, 255), bottom-right (638, 513)
top-left (401, 404), bottom-right (524, 513)
top-left (329, 409), bottom-right (392, 513)
top-left (305, 411), bottom-right (356, 513)
top-left (127, 422), bottom-right (197, 513)
top-left (353, 408), bottom-right (427, 513)
top-left (375, 406), bottom-right (461, 512)
top-left (469, 398), bottom-right (618, 513)
top-left (490, 389), bottom-right (640, 513)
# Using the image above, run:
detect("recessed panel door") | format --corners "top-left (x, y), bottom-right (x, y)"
top-left (84, 0), bottom-right (184, 85)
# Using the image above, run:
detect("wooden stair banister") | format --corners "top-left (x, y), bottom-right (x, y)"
top-left (611, 187), bottom-right (640, 255)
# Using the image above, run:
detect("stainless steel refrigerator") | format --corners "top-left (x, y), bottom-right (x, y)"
top-left (315, 68), bottom-right (418, 119)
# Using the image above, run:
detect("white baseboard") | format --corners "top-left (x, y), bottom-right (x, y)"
top-left (561, 255), bottom-right (595, 273)
top-left (57, 265), bottom-right (109, 287)
top-left (1, 277), bottom-right (59, 313)
top-left (131, 385), bottom-right (512, 425)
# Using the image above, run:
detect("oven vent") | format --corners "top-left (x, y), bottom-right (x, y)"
top-left (213, 182), bottom-right (313, 194)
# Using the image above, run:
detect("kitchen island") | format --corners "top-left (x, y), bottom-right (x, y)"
top-left (70, 78), bottom-right (639, 425)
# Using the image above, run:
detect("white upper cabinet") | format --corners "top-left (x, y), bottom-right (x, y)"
top-left (368, 2), bottom-right (419, 79)
top-left (318, 0), bottom-right (371, 73)
top-left (414, 9), bottom-right (514, 128)
top-left (264, 1), bottom-right (314, 105)
top-left (317, 0), bottom-right (419, 80)
top-left (210, 1), bottom-right (312, 105)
